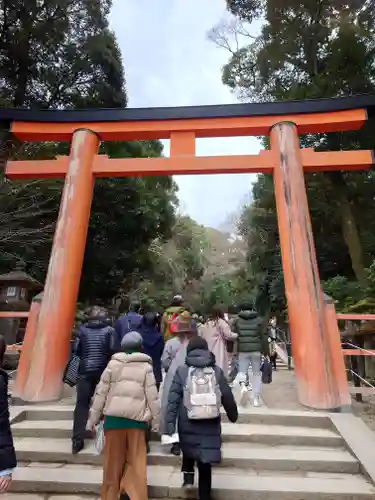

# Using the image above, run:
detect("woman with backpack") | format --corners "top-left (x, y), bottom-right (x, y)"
top-left (160, 295), bottom-right (186, 342)
top-left (160, 311), bottom-right (196, 456)
top-left (201, 307), bottom-right (237, 378)
top-left (166, 336), bottom-right (238, 500)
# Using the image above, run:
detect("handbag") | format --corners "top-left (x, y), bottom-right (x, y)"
top-left (94, 420), bottom-right (105, 454)
top-left (161, 433), bottom-right (179, 445)
top-left (63, 353), bottom-right (80, 387)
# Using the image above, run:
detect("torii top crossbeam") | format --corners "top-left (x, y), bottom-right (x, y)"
top-left (3, 94), bottom-right (375, 411)
top-left (2, 93), bottom-right (375, 141)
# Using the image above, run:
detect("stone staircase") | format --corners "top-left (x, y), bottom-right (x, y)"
top-left (5, 406), bottom-right (375, 500)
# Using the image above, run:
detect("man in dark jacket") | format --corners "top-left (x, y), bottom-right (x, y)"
top-left (138, 312), bottom-right (164, 391)
top-left (72, 306), bottom-right (115, 454)
top-left (114, 301), bottom-right (143, 350)
top-left (0, 335), bottom-right (16, 493)
top-left (166, 337), bottom-right (238, 500)
top-left (232, 304), bottom-right (268, 407)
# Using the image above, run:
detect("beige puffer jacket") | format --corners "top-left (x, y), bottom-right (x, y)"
top-left (88, 352), bottom-right (160, 428)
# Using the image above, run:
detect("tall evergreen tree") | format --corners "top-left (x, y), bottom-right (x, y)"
top-left (0, 0), bottom-right (125, 108)
top-left (0, 1), bottom-right (177, 303)
top-left (215, 0), bottom-right (375, 310)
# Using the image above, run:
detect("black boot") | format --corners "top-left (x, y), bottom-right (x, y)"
top-left (72, 441), bottom-right (84, 455)
top-left (182, 472), bottom-right (195, 488)
top-left (198, 462), bottom-right (212, 500)
top-left (171, 442), bottom-right (181, 456)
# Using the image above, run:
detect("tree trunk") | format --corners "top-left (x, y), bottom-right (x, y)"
top-left (326, 171), bottom-right (367, 286)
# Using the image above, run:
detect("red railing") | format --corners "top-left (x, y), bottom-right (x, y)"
top-left (337, 313), bottom-right (375, 321)
top-left (338, 313), bottom-right (375, 399)
top-left (0, 311), bottom-right (29, 318)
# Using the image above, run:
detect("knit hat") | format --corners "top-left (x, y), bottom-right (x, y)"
top-left (120, 331), bottom-right (143, 352)
top-left (89, 306), bottom-right (108, 321)
top-left (187, 336), bottom-right (208, 353)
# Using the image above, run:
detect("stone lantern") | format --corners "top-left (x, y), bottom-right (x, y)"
top-left (0, 262), bottom-right (43, 347)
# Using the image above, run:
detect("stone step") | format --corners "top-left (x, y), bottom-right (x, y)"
top-left (9, 465), bottom-right (375, 499)
top-left (18, 406), bottom-right (334, 429)
top-left (14, 437), bottom-right (359, 474)
top-left (11, 419), bottom-right (342, 447)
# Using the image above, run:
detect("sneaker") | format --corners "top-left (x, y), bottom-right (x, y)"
top-left (182, 472), bottom-right (195, 488)
top-left (239, 383), bottom-right (249, 407)
top-left (253, 395), bottom-right (262, 407)
top-left (171, 442), bottom-right (181, 456)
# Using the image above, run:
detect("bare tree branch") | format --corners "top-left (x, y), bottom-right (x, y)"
top-left (207, 16), bottom-right (256, 54)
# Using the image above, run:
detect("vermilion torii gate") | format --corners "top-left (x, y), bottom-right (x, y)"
top-left (2, 95), bottom-right (375, 409)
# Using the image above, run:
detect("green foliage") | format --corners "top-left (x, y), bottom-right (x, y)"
top-left (0, 0), bottom-right (125, 109)
top-left (322, 260), bottom-right (375, 313)
top-left (0, 1), bottom-right (178, 305)
top-left (218, 0), bottom-right (375, 313)
top-left (322, 276), bottom-right (364, 311)
top-left (118, 215), bottom-right (207, 310)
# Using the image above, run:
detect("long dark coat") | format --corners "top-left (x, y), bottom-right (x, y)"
top-left (166, 348), bottom-right (238, 464)
top-left (0, 369), bottom-right (17, 472)
top-left (139, 315), bottom-right (164, 385)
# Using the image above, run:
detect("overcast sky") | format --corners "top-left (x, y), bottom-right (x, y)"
top-left (109, 0), bottom-right (260, 228)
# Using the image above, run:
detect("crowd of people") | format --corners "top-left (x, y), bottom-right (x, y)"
top-left (0, 294), bottom-right (274, 500)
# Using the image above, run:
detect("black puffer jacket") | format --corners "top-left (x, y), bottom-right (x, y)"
top-left (166, 348), bottom-right (238, 464)
top-left (0, 369), bottom-right (17, 472)
top-left (74, 320), bottom-right (115, 375)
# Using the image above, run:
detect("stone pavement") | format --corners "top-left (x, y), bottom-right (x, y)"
top-left (10, 363), bottom-right (375, 433)
top-left (261, 366), bottom-right (306, 411)
top-left (261, 364), bottom-right (375, 432)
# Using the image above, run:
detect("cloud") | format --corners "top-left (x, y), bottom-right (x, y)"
top-left (109, 0), bottom-right (260, 227)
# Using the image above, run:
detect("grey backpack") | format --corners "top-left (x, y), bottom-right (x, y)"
top-left (183, 366), bottom-right (221, 420)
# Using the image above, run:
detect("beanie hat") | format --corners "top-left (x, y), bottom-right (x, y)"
top-left (187, 336), bottom-right (208, 353)
top-left (121, 331), bottom-right (143, 352)
top-left (89, 306), bottom-right (108, 321)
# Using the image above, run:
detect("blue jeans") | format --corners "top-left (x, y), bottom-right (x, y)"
top-left (238, 352), bottom-right (262, 396)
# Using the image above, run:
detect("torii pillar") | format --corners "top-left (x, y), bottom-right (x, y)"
top-left (13, 129), bottom-right (99, 401)
top-left (271, 122), bottom-right (351, 410)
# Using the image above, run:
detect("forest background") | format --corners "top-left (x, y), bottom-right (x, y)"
top-left (1, 0), bottom-right (375, 322)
